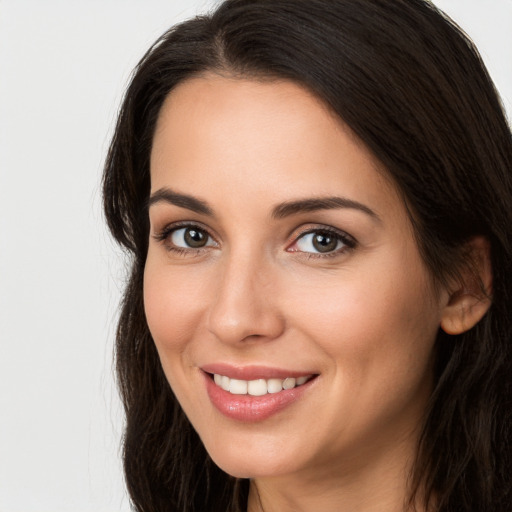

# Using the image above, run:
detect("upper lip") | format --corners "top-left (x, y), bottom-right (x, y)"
top-left (200, 363), bottom-right (316, 381)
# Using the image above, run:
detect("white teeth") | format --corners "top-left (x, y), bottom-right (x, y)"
top-left (282, 377), bottom-right (296, 390)
top-left (212, 373), bottom-right (312, 395)
top-left (221, 375), bottom-right (230, 391)
top-left (229, 378), bottom-right (248, 395)
top-left (267, 378), bottom-right (283, 394)
top-left (248, 379), bottom-right (267, 396)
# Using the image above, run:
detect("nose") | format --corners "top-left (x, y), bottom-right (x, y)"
top-left (206, 251), bottom-right (285, 345)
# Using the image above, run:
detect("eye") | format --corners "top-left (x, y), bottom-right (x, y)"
top-left (169, 226), bottom-right (215, 249)
top-left (153, 223), bottom-right (217, 255)
top-left (288, 228), bottom-right (355, 256)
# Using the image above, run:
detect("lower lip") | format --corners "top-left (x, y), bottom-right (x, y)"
top-left (203, 373), bottom-right (315, 422)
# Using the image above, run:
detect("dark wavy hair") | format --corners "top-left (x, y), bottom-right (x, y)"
top-left (103, 0), bottom-right (512, 510)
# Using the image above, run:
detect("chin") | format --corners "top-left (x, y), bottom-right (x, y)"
top-left (205, 440), bottom-right (298, 479)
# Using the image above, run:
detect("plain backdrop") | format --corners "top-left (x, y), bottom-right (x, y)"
top-left (0, 1), bottom-right (510, 511)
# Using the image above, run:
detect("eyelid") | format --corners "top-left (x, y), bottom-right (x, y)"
top-left (152, 221), bottom-right (356, 258)
top-left (153, 221), bottom-right (219, 253)
top-left (286, 225), bottom-right (357, 255)
top-left (154, 220), bottom-right (215, 239)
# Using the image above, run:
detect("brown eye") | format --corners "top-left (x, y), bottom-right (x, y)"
top-left (312, 232), bottom-right (338, 253)
top-left (184, 228), bottom-right (207, 247)
top-left (170, 226), bottom-right (214, 249)
top-left (290, 228), bottom-right (355, 256)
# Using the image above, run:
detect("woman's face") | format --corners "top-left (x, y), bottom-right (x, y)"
top-left (145, 75), bottom-right (448, 480)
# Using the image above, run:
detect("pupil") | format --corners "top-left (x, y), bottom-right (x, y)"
top-left (184, 228), bottom-right (207, 248)
top-left (312, 233), bottom-right (337, 253)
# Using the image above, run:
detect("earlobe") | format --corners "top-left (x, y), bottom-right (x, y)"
top-left (440, 236), bottom-right (492, 335)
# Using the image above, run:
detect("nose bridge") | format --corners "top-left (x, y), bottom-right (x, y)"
top-left (206, 244), bottom-right (283, 344)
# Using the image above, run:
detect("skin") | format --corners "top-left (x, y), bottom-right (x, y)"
top-left (144, 75), bottom-right (453, 512)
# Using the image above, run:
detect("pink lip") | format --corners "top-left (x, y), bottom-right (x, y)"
top-left (201, 363), bottom-right (314, 380)
top-left (201, 368), bottom-right (317, 422)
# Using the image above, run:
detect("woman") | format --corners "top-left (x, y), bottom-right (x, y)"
top-left (103, 0), bottom-right (512, 510)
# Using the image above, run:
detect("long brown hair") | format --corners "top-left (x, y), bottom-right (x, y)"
top-left (103, 1), bottom-right (512, 510)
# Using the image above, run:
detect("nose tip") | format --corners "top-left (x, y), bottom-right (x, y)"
top-left (206, 262), bottom-right (285, 345)
top-left (208, 305), bottom-right (284, 345)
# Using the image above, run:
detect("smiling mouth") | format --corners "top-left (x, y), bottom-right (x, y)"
top-left (211, 373), bottom-right (315, 396)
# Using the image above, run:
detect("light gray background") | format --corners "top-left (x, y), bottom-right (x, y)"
top-left (0, 1), bottom-right (510, 511)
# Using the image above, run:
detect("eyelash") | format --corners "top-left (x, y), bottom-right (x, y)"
top-left (288, 226), bottom-right (357, 259)
top-left (153, 222), bottom-right (217, 257)
top-left (153, 223), bottom-right (357, 259)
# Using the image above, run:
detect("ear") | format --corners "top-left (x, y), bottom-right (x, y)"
top-left (440, 236), bottom-right (492, 335)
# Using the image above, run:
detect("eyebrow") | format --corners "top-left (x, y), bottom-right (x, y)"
top-left (148, 187), bottom-right (380, 222)
top-left (271, 196), bottom-right (380, 221)
top-left (148, 188), bottom-right (213, 216)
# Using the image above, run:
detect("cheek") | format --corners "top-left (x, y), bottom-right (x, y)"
top-left (288, 262), bottom-right (440, 386)
top-left (296, 274), bottom-right (439, 439)
top-left (142, 258), bottom-right (220, 436)
top-left (143, 259), bottom-right (208, 357)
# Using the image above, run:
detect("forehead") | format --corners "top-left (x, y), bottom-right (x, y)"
top-left (150, 74), bottom-right (402, 222)
top-left (151, 74), bottom-right (347, 166)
